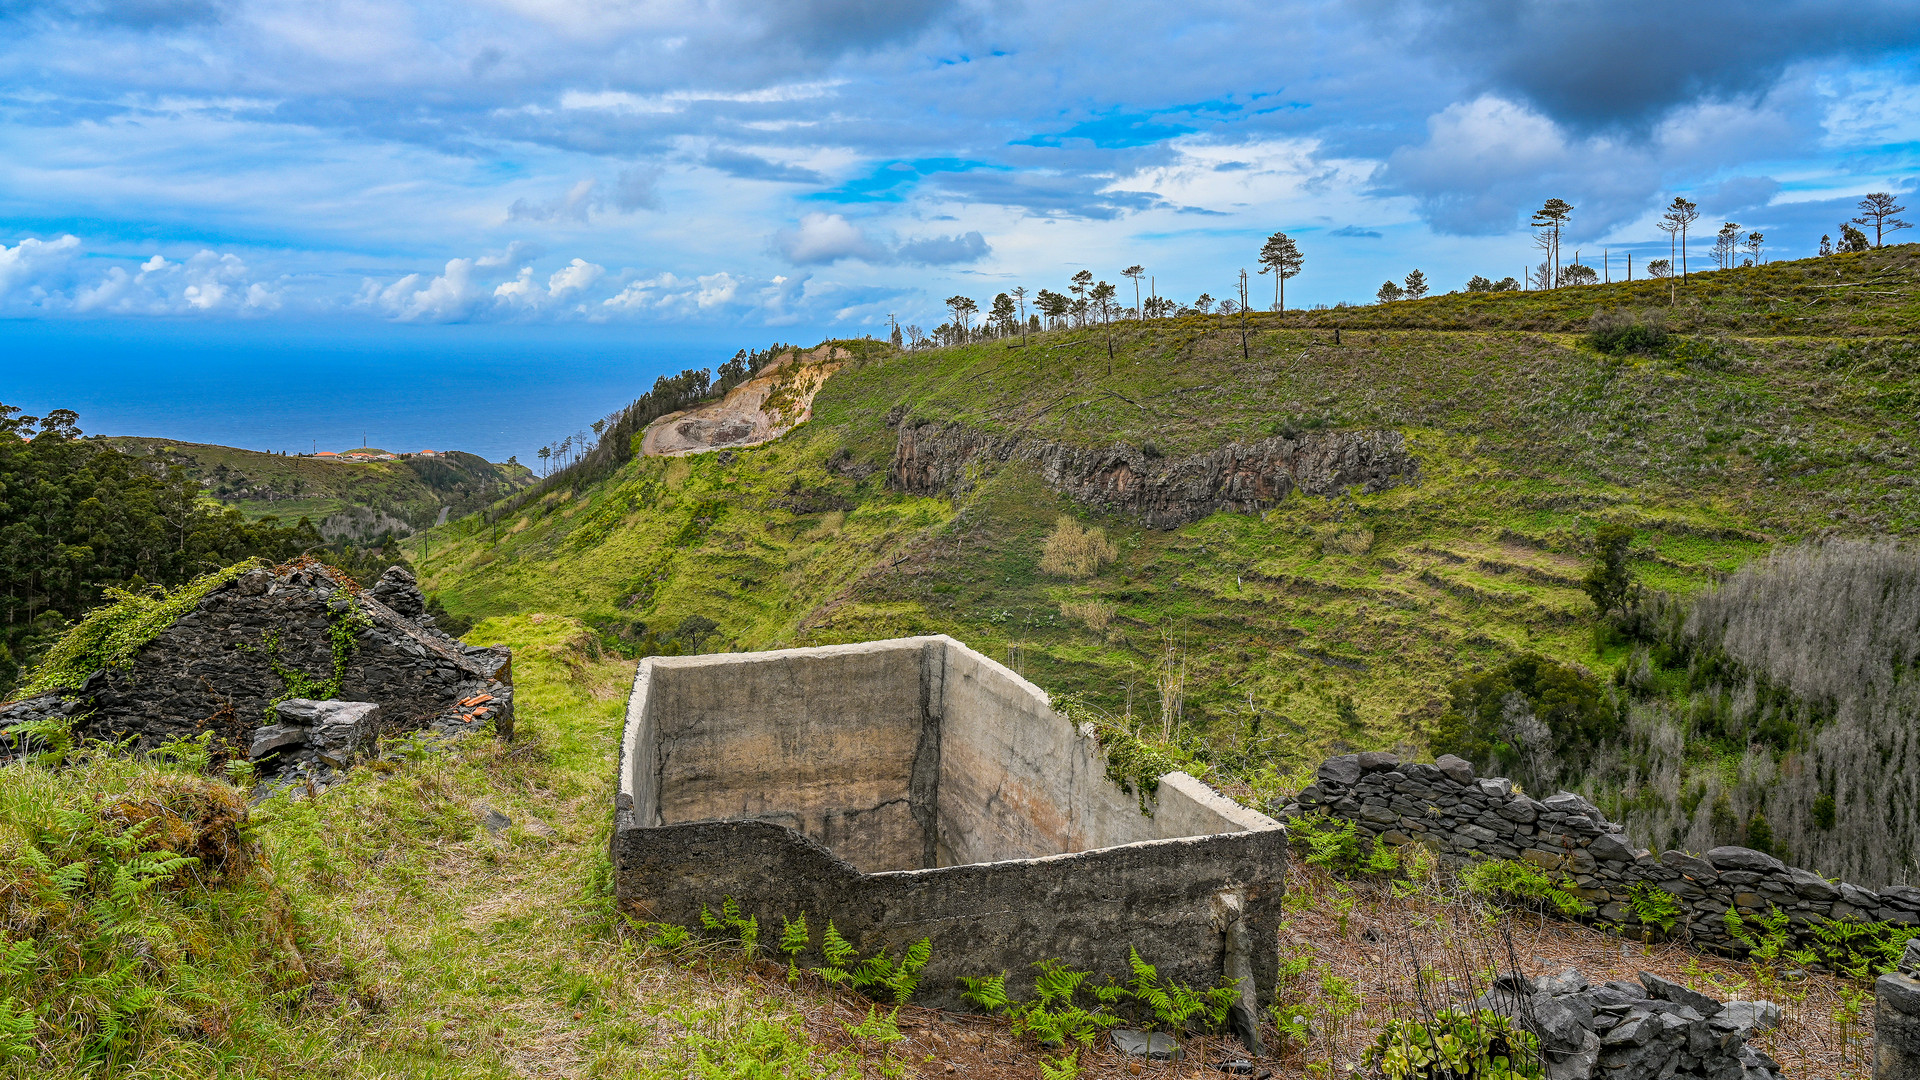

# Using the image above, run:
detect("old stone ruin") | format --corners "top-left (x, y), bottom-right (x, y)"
top-left (611, 635), bottom-right (1287, 1046)
top-left (0, 561), bottom-right (511, 790)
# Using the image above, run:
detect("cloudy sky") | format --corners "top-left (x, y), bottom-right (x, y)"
top-left (2, 0), bottom-right (1918, 338)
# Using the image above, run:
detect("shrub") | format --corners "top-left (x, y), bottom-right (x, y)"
top-left (1059, 599), bottom-right (1115, 632)
top-left (1584, 308), bottom-right (1669, 355)
top-left (1038, 517), bottom-right (1119, 579)
top-left (1367, 1008), bottom-right (1543, 1080)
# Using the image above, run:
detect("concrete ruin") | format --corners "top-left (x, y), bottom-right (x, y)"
top-left (611, 635), bottom-right (1286, 1022)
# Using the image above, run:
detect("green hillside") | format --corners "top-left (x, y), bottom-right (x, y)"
top-left (412, 246), bottom-right (1920, 803)
top-left (108, 439), bottom-right (534, 539)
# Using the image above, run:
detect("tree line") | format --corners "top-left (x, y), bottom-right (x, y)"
top-left (0, 404), bottom-right (325, 695)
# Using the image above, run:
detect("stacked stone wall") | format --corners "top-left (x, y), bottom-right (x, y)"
top-left (1, 563), bottom-right (512, 787)
top-left (1282, 752), bottom-right (1920, 954)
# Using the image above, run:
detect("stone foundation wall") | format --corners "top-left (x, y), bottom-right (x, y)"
top-left (1282, 752), bottom-right (1920, 953)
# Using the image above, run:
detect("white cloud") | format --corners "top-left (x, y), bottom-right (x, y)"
top-left (0, 234), bottom-right (82, 299)
top-left (773, 212), bottom-right (888, 265)
top-left (547, 257), bottom-right (604, 297)
top-left (362, 258), bottom-right (487, 321)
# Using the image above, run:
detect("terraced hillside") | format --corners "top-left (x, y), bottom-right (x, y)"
top-left (413, 246), bottom-right (1920, 802)
top-left (109, 438), bottom-right (534, 541)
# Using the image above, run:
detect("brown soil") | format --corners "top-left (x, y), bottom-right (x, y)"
top-left (641, 345), bottom-right (848, 457)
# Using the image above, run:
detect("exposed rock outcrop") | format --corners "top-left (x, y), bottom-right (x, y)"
top-left (889, 421), bottom-right (1417, 528)
top-left (1, 562), bottom-right (510, 788)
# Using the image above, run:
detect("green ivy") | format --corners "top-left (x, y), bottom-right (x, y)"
top-left (20, 559), bottom-right (265, 696)
top-left (1051, 693), bottom-right (1187, 812)
top-left (253, 601), bottom-right (373, 718)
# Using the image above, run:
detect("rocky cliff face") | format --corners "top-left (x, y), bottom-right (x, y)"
top-left (889, 421), bottom-right (1417, 528)
top-left (0, 562), bottom-right (511, 788)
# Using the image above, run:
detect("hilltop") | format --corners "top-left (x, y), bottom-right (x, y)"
top-left (413, 246), bottom-right (1920, 820)
top-left (108, 437), bottom-right (534, 543)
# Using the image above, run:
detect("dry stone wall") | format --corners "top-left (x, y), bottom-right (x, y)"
top-left (1281, 752), bottom-right (1920, 954)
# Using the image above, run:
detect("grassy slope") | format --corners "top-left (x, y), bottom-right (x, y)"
top-left (108, 439), bottom-right (533, 529)
top-left (21, 616), bottom-right (1878, 1078)
top-left (414, 248), bottom-right (1919, 789)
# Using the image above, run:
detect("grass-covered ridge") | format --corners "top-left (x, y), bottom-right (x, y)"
top-left (107, 439), bottom-right (533, 535)
top-left (413, 246), bottom-right (1919, 805)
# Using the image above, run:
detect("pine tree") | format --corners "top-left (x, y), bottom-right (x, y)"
top-left (1256, 231), bottom-right (1304, 313)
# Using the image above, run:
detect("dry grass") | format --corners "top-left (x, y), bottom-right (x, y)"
top-left (1060, 599), bottom-right (1116, 632)
top-left (1039, 516), bottom-right (1119, 579)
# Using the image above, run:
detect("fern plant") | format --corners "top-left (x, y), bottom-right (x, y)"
top-left (697, 896), bottom-right (759, 956)
top-left (1626, 881), bottom-right (1682, 935)
top-left (1460, 859), bottom-right (1591, 918)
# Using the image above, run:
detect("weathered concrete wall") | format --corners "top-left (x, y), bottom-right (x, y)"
top-left (614, 635), bottom-right (1287, 1012)
top-left (636, 640), bottom-right (936, 873)
top-left (1283, 752), bottom-right (1920, 954)
top-left (1880, 969), bottom-right (1920, 1080)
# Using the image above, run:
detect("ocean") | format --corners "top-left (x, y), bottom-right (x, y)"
top-left (1, 318), bottom-right (827, 466)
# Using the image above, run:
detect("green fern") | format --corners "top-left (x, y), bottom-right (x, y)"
top-left (959, 972), bottom-right (1012, 1014)
top-left (1039, 1050), bottom-right (1080, 1080)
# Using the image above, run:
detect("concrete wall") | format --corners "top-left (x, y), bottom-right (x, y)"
top-left (613, 634), bottom-right (1288, 1011)
top-left (629, 639), bottom-right (937, 873)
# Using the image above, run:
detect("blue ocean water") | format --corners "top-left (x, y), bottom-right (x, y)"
top-left (1, 319), bottom-right (826, 465)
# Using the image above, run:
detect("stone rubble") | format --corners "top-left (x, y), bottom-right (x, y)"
top-left (1476, 968), bottom-right (1783, 1080)
top-left (1281, 752), bottom-right (1920, 953)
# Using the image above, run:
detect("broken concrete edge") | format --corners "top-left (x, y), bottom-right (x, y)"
top-left (611, 633), bottom-right (1286, 1017)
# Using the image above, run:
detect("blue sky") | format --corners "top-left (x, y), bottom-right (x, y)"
top-left (2, 0), bottom-right (1918, 349)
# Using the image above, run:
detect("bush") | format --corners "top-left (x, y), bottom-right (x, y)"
top-left (1584, 308), bottom-right (1669, 355)
top-left (1367, 1008), bottom-right (1542, 1080)
top-left (1038, 517), bottom-right (1119, 579)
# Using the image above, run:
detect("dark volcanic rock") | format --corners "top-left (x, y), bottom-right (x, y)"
top-left (889, 421), bottom-right (1417, 529)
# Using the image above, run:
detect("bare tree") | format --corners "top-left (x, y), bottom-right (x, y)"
top-left (1713, 222), bottom-right (1740, 269)
top-left (1235, 269), bottom-right (1251, 359)
top-left (1851, 192), bottom-right (1912, 247)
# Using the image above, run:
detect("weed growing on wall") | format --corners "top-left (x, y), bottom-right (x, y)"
top-left (1459, 859), bottom-right (1591, 919)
